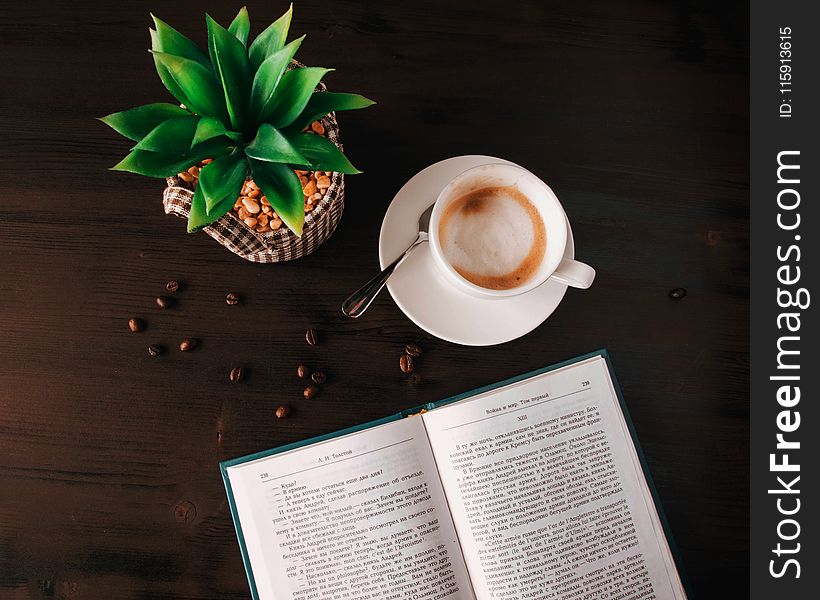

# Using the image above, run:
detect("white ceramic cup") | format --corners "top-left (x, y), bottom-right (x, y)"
top-left (428, 163), bottom-right (596, 298)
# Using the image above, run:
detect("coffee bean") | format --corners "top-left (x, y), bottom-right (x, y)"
top-left (179, 338), bottom-right (198, 352)
top-left (297, 364), bottom-right (310, 379)
top-left (305, 328), bottom-right (318, 346)
top-left (303, 384), bottom-right (319, 400)
top-left (165, 280), bottom-right (180, 293)
top-left (128, 318), bottom-right (143, 333)
top-left (669, 287), bottom-right (687, 299)
top-left (275, 405), bottom-right (291, 419)
top-left (147, 344), bottom-right (164, 357)
top-left (311, 370), bottom-right (327, 385)
top-left (156, 295), bottom-right (173, 309)
top-left (229, 367), bottom-right (244, 383)
top-left (178, 338), bottom-right (197, 352)
top-left (405, 342), bottom-right (422, 358)
top-left (226, 292), bottom-right (240, 305)
top-left (399, 354), bottom-right (414, 374)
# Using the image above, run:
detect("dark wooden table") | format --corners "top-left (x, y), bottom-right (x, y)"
top-left (0, 1), bottom-right (748, 598)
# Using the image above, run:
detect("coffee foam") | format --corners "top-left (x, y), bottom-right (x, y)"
top-left (438, 185), bottom-right (547, 290)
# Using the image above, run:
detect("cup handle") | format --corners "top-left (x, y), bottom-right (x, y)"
top-left (550, 258), bottom-right (596, 289)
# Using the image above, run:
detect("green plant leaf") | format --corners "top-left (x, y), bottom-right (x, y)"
top-left (245, 123), bottom-right (309, 165)
top-left (262, 67), bottom-right (331, 127)
top-left (111, 137), bottom-right (234, 179)
top-left (249, 36), bottom-right (304, 121)
top-left (132, 115), bottom-right (201, 153)
top-left (206, 14), bottom-right (253, 131)
top-left (289, 132), bottom-right (361, 174)
top-left (248, 3), bottom-right (293, 69)
top-left (191, 116), bottom-right (241, 147)
top-left (110, 149), bottom-right (203, 179)
top-left (285, 92), bottom-right (375, 133)
top-left (151, 51), bottom-right (228, 121)
top-left (228, 6), bottom-right (250, 46)
top-left (249, 158), bottom-right (305, 236)
top-left (198, 153), bottom-right (247, 214)
top-left (189, 136), bottom-right (237, 159)
top-left (150, 14), bottom-right (211, 69)
top-left (187, 182), bottom-right (235, 232)
top-left (99, 103), bottom-right (190, 141)
top-left (150, 30), bottom-right (195, 108)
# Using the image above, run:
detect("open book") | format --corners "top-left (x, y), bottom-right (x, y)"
top-left (221, 351), bottom-right (689, 600)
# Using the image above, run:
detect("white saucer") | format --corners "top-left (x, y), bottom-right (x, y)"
top-left (379, 155), bottom-right (574, 346)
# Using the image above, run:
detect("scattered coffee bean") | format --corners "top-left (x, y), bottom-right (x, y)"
top-left (275, 405), bottom-right (291, 419)
top-left (311, 370), bottom-right (327, 385)
top-left (156, 295), bottom-right (173, 309)
top-left (147, 344), bottom-right (164, 357)
top-left (297, 363), bottom-right (310, 379)
top-left (305, 328), bottom-right (318, 346)
top-left (229, 367), bottom-right (244, 383)
top-left (226, 292), bottom-right (240, 305)
top-left (179, 338), bottom-right (198, 352)
top-left (405, 342), bottom-right (422, 358)
top-left (303, 384), bottom-right (319, 400)
top-left (128, 318), bottom-right (143, 333)
top-left (669, 287), bottom-right (687, 299)
top-left (400, 354), bottom-right (414, 374)
top-left (165, 280), bottom-right (180, 293)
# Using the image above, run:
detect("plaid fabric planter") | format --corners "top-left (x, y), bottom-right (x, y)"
top-left (162, 76), bottom-right (345, 263)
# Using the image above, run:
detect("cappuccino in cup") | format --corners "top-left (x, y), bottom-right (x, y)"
top-left (438, 186), bottom-right (547, 290)
top-left (429, 163), bottom-right (595, 297)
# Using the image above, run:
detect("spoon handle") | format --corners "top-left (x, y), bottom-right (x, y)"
top-left (342, 234), bottom-right (427, 318)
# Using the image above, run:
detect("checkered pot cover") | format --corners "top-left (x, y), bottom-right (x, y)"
top-left (162, 93), bottom-right (345, 263)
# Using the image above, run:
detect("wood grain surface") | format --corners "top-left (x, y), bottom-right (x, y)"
top-left (0, 0), bottom-right (748, 598)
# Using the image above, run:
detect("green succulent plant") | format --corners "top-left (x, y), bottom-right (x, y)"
top-left (100, 4), bottom-right (374, 236)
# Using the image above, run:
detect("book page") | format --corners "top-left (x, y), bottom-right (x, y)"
top-left (422, 356), bottom-right (687, 600)
top-left (225, 416), bottom-right (475, 600)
